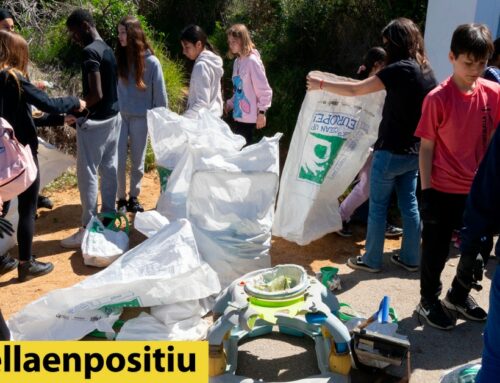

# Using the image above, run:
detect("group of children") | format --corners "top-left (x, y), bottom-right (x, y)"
top-left (0, 8), bottom-right (272, 283)
top-left (1, 7), bottom-right (500, 372)
top-left (309, 19), bottom-right (500, 335)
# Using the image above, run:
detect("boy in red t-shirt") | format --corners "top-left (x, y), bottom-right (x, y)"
top-left (414, 24), bottom-right (500, 330)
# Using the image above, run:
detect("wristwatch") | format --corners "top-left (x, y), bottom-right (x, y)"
top-left (258, 110), bottom-right (266, 116)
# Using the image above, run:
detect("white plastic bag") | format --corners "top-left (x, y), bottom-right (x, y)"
top-left (165, 134), bottom-right (281, 288)
top-left (134, 211), bottom-right (169, 238)
top-left (147, 107), bottom-right (246, 203)
top-left (273, 71), bottom-right (385, 245)
top-left (8, 219), bottom-right (221, 340)
top-left (81, 214), bottom-right (129, 267)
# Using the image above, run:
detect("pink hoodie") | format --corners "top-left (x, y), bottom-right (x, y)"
top-left (227, 49), bottom-right (272, 123)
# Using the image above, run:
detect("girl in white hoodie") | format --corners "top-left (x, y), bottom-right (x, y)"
top-left (181, 25), bottom-right (224, 119)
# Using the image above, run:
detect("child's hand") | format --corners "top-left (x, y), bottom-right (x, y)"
top-left (306, 75), bottom-right (322, 91)
top-left (256, 113), bottom-right (266, 129)
top-left (77, 99), bottom-right (87, 112)
top-left (224, 102), bottom-right (232, 116)
top-left (64, 114), bottom-right (77, 125)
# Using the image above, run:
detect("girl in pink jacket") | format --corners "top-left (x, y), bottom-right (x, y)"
top-left (225, 24), bottom-right (272, 145)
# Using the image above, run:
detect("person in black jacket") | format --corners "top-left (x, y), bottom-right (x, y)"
top-left (452, 125), bottom-right (500, 382)
top-left (0, 30), bottom-right (85, 282)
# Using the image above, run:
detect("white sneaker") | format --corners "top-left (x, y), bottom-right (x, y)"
top-left (60, 228), bottom-right (85, 249)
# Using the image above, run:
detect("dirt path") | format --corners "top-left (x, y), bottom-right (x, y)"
top-left (0, 170), bottom-right (493, 382)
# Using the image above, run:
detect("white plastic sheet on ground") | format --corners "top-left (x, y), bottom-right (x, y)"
top-left (273, 71), bottom-right (385, 245)
top-left (7, 219), bottom-right (221, 340)
top-left (160, 134), bottom-right (281, 288)
top-left (0, 138), bottom-right (75, 256)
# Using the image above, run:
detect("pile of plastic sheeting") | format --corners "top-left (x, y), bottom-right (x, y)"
top-left (273, 72), bottom-right (385, 245)
top-left (7, 219), bottom-right (221, 340)
top-left (147, 107), bottom-right (246, 194)
top-left (147, 108), bottom-right (282, 289)
top-left (0, 138), bottom-right (75, 255)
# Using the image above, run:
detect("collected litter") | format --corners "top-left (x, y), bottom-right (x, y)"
top-left (8, 219), bottom-right (221, 340)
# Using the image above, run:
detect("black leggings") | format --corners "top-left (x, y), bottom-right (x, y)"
top-left (231, 121), bottom-right (256, 146)
top-left (1, 155), bottom-right (39, 261)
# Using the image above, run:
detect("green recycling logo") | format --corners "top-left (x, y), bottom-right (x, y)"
top-left (299, 111), bottom-right (358, 185)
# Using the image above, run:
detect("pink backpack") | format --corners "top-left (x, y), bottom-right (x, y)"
top-left (0, 117), bottom-right (38, 202)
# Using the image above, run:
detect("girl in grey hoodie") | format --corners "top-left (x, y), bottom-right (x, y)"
top-left (116, 16), bottom-right (168, 213)
top-left (180, 25), bottom-right (224, 119)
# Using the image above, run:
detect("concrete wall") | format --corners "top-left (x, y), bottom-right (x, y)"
top-left (425, 0), bottom-right (500, 82)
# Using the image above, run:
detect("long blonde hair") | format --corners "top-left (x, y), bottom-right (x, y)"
top-left (226, 24), bottom-right (255, 58)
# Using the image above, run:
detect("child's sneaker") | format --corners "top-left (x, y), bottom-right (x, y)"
top-left (336, 221), bottom-right (353, 237)
top-left (347, 255), bottom-right (380, 273)
top-left (116, 199), bottom-right (127, 214)
top-left (18, 259), bottom-right (54, 282)
top-left (415, 300), bottom-right (455, 330)
top-left (60, 227), bottom-right (85, 249)
top-left (385, 224), bottom-right (403, 237)
top-left (127, 197), bottom-right (144, 213)
top-left (443, 292), bottom-right (487, 321)
top-left (390, 254), bottom-right (418, 272)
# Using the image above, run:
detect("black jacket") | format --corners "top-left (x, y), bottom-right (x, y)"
top-left (0, 70), bottom-right (79, 154)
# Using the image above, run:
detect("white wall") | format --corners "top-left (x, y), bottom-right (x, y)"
top-left (425, 0), bottom-right (500, 82)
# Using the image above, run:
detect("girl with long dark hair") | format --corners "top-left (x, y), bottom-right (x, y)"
top-left (115, 16), bottom-right (168, 213)
top-left (308, 18), bottom-right (437, 273)
top-left (180, 24), bottom-right (223, 119)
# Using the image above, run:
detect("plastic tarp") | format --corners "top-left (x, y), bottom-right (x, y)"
top-left (0, 138), bottom-right (75, 256)
top-left (7, 219), bottom-right (221, 340)
top-left (273, 72), bottom-right (385, 245)
top-left (163, 134), bottom-right (282, 288)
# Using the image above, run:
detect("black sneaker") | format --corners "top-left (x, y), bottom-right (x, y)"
top-left (18, 259), bottom-right (54, 282)
top-left (337, 221), bottom-right (353, 237)
top-left (347, 255), bottom-right (380, 273)
top-left (443, 292), bottom-right (487, 321)
top-left (390, 254), bottom-right (418, 272)
top-left (37, 195), bottom-right (54, 210)
top-left (127, 197), bottom-right (144, 213)
top-left (0, 253), bottom-right (19, 276)
top-left (116, 199), bottom-right (127, 213)
top-left (385, 224), bottom-right (403, 237)
top-left (415, 300), bottom-right (455, 330)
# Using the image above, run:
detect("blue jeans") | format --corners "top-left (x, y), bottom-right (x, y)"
top-left (476, 265), bottom-right (500, 382)
top-left (362, 150), bottom-right (420, 269)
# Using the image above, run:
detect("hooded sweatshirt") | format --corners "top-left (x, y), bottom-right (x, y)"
top-left (117, 50), bottom-right (168, 117)
top-left (227, 49), bottom-right (272, 124)
top-left (184, 50), bottom-right (224, 119)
